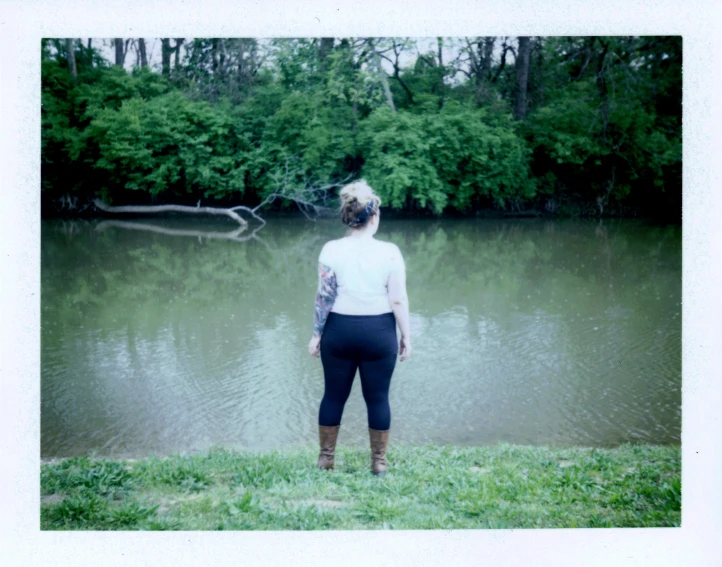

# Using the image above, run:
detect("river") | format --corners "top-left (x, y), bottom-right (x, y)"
top-left (41, 216), bottom-right (681, 458)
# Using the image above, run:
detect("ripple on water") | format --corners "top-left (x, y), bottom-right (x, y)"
top-left (40, 218), bottom-right (682, 457)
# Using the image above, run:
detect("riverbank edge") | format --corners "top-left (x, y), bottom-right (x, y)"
top-left (40, 443), bottom-right (681, 530)
top-left (40, 206), bottom-right (679, 222)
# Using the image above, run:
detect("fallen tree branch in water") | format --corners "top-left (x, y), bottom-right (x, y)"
top-left (92, 160), bottom-right (354, 224)
top-left (92, 200), bottom-right (249, 226)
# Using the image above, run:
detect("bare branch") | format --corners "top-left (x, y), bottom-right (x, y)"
top-left (492, 41), bottom-right (512, 83)
top-left (464, 37), bottom-right (480, 73)
top-left (228, 205), bottom-right (267, 225)
top-left (379, 51), bottom-right (414, 104)
top-left (250, 156), bottom-right (354, 218)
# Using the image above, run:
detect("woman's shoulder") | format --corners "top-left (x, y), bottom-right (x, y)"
top-left (374, 239), bottom-right (402, 256)
top-left (372, 240), bottom-right (404, 269)
top-left (319, 238), bottom-right (346, 259)
top-left (321, 237), bottom-right (401, 257)
top-left (321, 238), bottom-right (346, 251)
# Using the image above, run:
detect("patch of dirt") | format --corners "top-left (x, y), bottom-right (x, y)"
top-left (558, 461), bottom-right (576, 468)
top-left (297, 499), bottom-right (346, 509)
top-left (41, 494), bottom-right (66, 505)
top-left (143, 491), bottom-right (207, 515)
top-left (470, 466), bottom-right (491, 474)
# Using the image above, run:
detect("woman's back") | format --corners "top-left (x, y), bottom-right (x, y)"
top-left (319, 237), bottom-right (404, 316)
top-left (310, 179), bottom-right (410, 475)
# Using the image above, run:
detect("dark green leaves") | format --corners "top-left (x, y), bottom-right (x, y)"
top-left (40, 37), bottom-right (681, 218)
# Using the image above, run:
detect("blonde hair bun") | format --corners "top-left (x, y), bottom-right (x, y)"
top-left (339, 180), bottom-right (382, 228)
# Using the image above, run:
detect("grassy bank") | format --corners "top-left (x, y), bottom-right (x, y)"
top-left (40, 444), bottom-right (680, 530)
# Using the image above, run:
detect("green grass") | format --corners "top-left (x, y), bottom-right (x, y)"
top-left (40, 443), bottom-right (681, 530)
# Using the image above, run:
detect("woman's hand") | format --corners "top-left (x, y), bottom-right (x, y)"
top-left (399, 336), bottom-right (412, 361)
top-left (308, 335), bottom-right (321, 357)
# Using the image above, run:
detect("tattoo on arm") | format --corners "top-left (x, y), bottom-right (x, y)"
top-left (313, 262), bottom-right (337, 337)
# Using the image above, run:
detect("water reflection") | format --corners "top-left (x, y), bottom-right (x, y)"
top-left (41, 217), bottom-right (681, 457)
top-left (96, 219), bottom-right (267, 243)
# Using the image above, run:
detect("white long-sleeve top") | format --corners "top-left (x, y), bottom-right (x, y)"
top-left (318, 236), bottom-right (406, 315)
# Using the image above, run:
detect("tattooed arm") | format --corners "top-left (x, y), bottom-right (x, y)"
top-left (387, 244), bottom-right (411, 361)
top-left (313, 262), bottom-right (338, 338)
top-left (309, 261), bottom-right (337, 357)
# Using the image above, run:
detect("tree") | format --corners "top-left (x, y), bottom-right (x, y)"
top-left (40, 35), bottom-right (682, 219)
top-left (137, 38), bottom-right (148, 68)
top-left (161, 38), bottom-right (172, 76)
top-left (458, 37), bottom-right (496, 105)
top-left (378, 38), bottom-right (416, 106)
top-left (368, 38), bottom-right (396, 112)
top-left (526, 36), bottom-right (681, 215)
top-left (527, 37), bottom-right (545, 110)
top-left (513, 36), bottom-right (531, 120)
top-left (180, 38), bottom-right (265, 102)
top-left (65, 39), bottom-right (78, 82)
top-left (174, 38), bottom-right (184, 68)
top-left (113, 38), bottom-right (131, 67)
top-left (318, 37), bottom-right (334, 66)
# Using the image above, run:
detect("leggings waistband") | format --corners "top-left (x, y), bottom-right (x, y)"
top-left (327, 312), bottom-right (395, 321)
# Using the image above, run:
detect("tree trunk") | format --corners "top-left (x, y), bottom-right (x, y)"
top-left (492, 38), bottom-right (510, 83)
top-left (174, 38), bottom-right (184, 68)
top-left (65, 39), bottom-right (78, 82)
top-left (161, 38), bottom-right (172, 76)
top-left (478, 36), bottom-right (495, 103)
top-left (464, 37), bottom-right (481, 103)
top-left (369, 39), bottom-right (396, 113)
top-left (318, 37), bottom-right (334, 64)
top-left (595, 39), bottom-right (610, 141)
top-left (385, 39), bottom-right (414, 105)
top-left (466, 37), bottom-right (494, 105)
top-left (114, 38), bottom-right (125, 67)
top-left (138, 38), bottom-right (148, 68)
top-left (392, 69), bottom-right (414, 105)
top-left (532, 37), bottom-right (544, 107)
top-left (437, 37), bottom-right (445, 108)
top-left (481, 37), bottom-right (494, 78)
top-left (211, 39), bottom-right (219, 73)
top-left (513, 36), bottom-right (531, 120)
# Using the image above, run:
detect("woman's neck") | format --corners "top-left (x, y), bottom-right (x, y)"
top-left (347, 228), bottom-right (375, 240)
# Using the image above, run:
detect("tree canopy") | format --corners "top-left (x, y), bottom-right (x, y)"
top-left (42, 37), bottom-right (681, 218)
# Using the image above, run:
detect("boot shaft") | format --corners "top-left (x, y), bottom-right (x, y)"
top-left (369, 428), bottom-right (390, 476)
top-left (317, 425), bottom-right (340, 470)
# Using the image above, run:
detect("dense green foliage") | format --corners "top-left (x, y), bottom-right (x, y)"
top-left (40, 443), bottom-right (681, 530)
top-left (42, 37), bottom-right (681, 218)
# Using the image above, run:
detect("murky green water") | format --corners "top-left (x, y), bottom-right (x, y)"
top-left (41, 216), bottom-right (681, 458)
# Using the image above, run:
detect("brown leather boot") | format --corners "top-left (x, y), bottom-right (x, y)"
top-left (369, 428), bottom-right (390, 476)
top-left (317, 425), bottom-right (340, 469)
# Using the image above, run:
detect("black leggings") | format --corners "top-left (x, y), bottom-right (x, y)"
top-left (318, 312), bottom-right (398, 431)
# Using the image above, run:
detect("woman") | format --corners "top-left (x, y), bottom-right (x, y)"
top-left (307, 180), bottom-right (411, 476)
